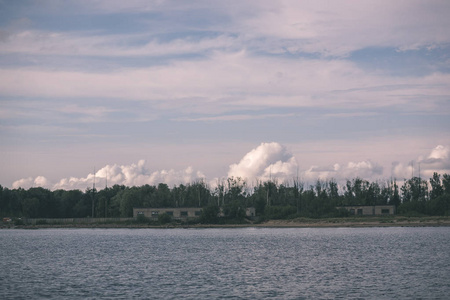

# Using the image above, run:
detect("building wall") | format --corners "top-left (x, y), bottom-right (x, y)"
top-left (135, 207), bottom-right (256, 219)
top-left (373, 205), bottom-right (396, 215)
top-left (337, 205), bottom-right (395, 216)
top-left (133, 207), bottom-right (202, 219)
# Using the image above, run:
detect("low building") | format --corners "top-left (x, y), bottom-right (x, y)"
top-left (337, 205), bottom-right (395, 216)
top-left (134, 206), bottom-right (257, 219)
top-left (133, 207), bottom-right (202, 219)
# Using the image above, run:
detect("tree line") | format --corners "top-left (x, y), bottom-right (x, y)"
top-left (1, 173), bottom-right (449, 221)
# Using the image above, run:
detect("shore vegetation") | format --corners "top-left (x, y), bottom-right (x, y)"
top-left (1, 173), bottom-right (449, 226)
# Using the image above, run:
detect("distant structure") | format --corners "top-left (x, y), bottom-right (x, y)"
top-left (104, 169), bottom-right (108, 218)
top-left (337, 205), bottom-right (395, 216)
top-left (133, 207), bottom-right (257, 219)
top-left (133, 207), bottom-right (202, 219)
top-left (92, 167), bottom-right (96, 218)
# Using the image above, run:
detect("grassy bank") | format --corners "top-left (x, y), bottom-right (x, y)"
top-left (258, 216), bottom-right (450, 228)
top-left (2, 215), bottom-right (450, 229)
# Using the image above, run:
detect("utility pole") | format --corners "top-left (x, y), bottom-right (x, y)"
top-left (418, 162), bottom-right (421, 201)
top-left (296, 166), bottom-right (299, 214)
top-left (92, 167), bottom-right (95, 218)
top-left (105, 169), bottom-right (108, 218)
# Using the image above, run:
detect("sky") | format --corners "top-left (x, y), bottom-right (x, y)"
top-left (0, 0), bottom-right (449, 191)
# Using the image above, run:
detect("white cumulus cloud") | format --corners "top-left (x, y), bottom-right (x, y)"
top-left (342, 161), bottom-right (383, 179)
top-left (12, 177), bottom-right (34, 189)
top-left (303, 164), bottom-right (341, 182)
top-left (10, 144), bottom-right (449, 190)
top-left (392, 145), bottom-right (450, 179)
top-left (228, 142), bottom-right (298, 182)
top-left (419, 145), bottom-right (450, 178)
top-left (52, 160), bottom-right (205, 190)
top-left (302, 161), bottom-right (383, 183)
top-left (12, 176), bottom-right (51, 189)
top-left (12, 160), bottom-right (205, 191)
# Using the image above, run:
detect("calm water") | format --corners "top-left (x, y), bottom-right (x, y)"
top-left (1, 227), bottom-right (449, 299)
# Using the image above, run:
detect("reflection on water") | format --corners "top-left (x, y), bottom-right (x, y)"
top-left (1, 227), bottom-right (449, 299)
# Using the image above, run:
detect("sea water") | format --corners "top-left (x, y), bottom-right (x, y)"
top-left (1, 227), bottom-right (449, 299)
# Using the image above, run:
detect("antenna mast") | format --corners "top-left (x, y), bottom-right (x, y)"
top-left (92, 167), bottom-right (95, 218)
top-left (93, 167), bottom-right (96, 190)
top-left (296, 166), bottom-right (299, 214)
top-left (105, 168), bottom-right (108, 218)
top-left (418, 162), bottom-right (422, 201)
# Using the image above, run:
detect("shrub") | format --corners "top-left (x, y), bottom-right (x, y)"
top-left (14, 218), bottom-right (24, 225)
top-left (264, 206), bottom-right (297, 220)
top-left (200, 205), bottom-right (220, 224)
top-left (136, 214), bottom-right (149, 223)
top-left (158, 212), bottom-right (172, 224)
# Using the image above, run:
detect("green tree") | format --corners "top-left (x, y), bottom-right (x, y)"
top-left (443, 174), bottom-right (450, 194)
top-left (172, 184), bottom-right (187, 207)
top-left (54, 189), bottom-right (83, 218)
top-left (293, 179), bottom-right (304, 214)
top-left (390, 180), bottom-right (401, 208)
top-left (327, 180), bottom-right (340, 203)
top-left (185, 180), bottom-right (211, 207)
top-left (225, 177), bottom-right (247, 204)
top-left (401, 177), bottom-right (428, 203)
top-left (156, 183), bottom-right (171, 207)
top-left (223, 200), bottom-right (245, 220)
top-left (250, 182), bottom-right (268, 216)
top-left (264, 180), bottom-right (278, 207)
top-left (22, 197), bottom-right (40, 218)
top-left (200, 204), bottom-right (220, 223)
top-left (117, 188), bottom-right (143, 217)
top-left (429, 172), bottom-right (444, 200)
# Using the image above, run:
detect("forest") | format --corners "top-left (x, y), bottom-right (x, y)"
top-left (1, 172), bottom-right (449, 222)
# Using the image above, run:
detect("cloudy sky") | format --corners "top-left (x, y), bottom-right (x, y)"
top-left (1, 0), bottom-right (449, 190)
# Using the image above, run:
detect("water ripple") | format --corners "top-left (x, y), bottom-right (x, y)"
top-left (1, 227), bottom-right (449, 299)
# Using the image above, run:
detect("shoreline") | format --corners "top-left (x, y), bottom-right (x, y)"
top-left (3, 216), bottom-right (450, 229)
